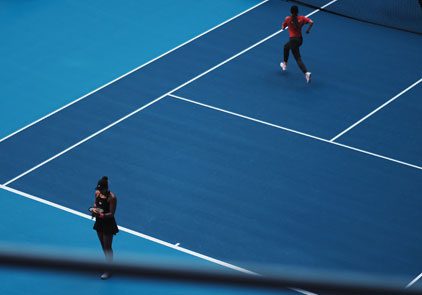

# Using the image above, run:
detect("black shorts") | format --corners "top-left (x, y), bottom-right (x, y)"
top-left (94, 217), bottom-right (119, 235)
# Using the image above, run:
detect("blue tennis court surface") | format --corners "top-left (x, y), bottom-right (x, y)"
top-left (1, 0), bottom-right (421, 294)
top-left (0, 187), bottom-right (285, 295)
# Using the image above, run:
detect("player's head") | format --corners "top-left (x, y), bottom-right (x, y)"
top-left (96, 176), bottom-right (109, 193)
top-left (291, 5), bottom-right (299, 16)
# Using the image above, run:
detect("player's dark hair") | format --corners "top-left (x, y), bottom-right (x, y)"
top-left (96, 176), bottom-right (109, 192)
top-left (291, 5), bottom-right (299, 29)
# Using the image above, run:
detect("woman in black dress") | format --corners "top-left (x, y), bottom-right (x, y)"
top-left (92, 176), bottom-right (118, 279)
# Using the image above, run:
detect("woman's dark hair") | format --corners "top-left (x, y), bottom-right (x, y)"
top-left (290, 5), bottom-right (299, 29)
top-left (96, 176), bottom-right (109, 192)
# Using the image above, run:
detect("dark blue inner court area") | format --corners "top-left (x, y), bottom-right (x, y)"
top-left (1, 0), bottom-right (421, 293)
top-left (338, 85), bottom-right (422, 167)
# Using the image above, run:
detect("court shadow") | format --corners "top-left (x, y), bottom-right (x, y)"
top-left (271, 69), bottom-right (323, 93)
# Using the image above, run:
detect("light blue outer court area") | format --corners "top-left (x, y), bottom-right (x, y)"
top-left (0, 0), bottom-right (259, 139)
top-left (0, 188), bottom-right (289, 295)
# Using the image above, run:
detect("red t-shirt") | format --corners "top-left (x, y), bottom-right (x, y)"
top-left (282, 15), bottom-right (312, 38)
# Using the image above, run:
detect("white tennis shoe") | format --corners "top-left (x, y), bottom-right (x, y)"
top-left (280, 62), bottom-right (287, 71)
top-left (305, 72), bottom-right (312, 83)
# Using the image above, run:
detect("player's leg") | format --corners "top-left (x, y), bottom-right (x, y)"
top-left (281, 40), bottom-right (291, 71)
top-left (103, 234), bottom-right (114, 262)
top-left (291, 38), bottom-right (311, 83)
top-left (96, 230), bottom-right (105, 251)
top-left (101, 234), bottom-right (114, 279)
top-left (291, 40), bottom-right (307, 73)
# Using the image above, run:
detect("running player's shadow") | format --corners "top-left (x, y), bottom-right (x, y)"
top-left (274, 69), bottom-right (322, 90)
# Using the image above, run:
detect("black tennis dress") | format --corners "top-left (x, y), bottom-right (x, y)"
top-left (93, 194), bottom-right (119, 235)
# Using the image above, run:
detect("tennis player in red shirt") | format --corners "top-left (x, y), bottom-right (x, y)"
top-left (280, 5), bottom-right (314, 83)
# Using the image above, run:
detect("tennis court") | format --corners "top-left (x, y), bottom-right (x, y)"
top-left (1, 0), bottom-right (421, 294)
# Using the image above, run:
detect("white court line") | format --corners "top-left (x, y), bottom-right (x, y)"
top-left (0, 184), bottom-right (317, 295)
top-left (3, 29), bottom-right (281, 185)
top-left (303, 0), bottom-right (339, 16)
top-left (3, 96), bottom-right (165, 186)
top-left (0, 185), bottom-right (254, 275)
top-left (407, 273), bottom-right (422, 288)
top-left (169, 93), bottom-right (422, 171)
top-left (0, 0), bottom-right (270, 144)
top-left (3, 0), bottom-right (339, 186)
top-left (330, 78), bottom-right (422, 142)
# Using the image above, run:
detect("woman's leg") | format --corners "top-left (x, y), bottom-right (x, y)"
top-left (283, 40), bottom-right (291, 63)
top-left (100, 233), bottom-right (114, 279)
top-left (291, 38), bottom-right (308, 74)
top-left (96, 230), bottom-right (105, 251)
top-left (102, 234), bottom-right (114, 263)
